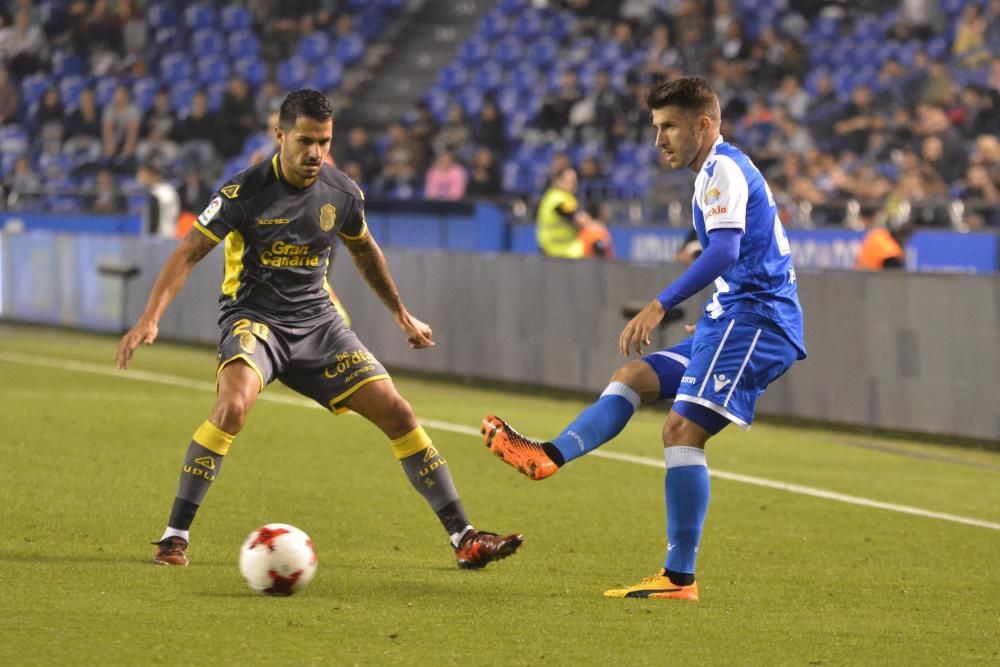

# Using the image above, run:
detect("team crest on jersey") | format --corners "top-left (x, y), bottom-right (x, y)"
top-left (239, 332), bottom-right (257, 354)
top-left (319, 203), bottom-right (337, 232)
top-left (198, 196), bottom-right (222, 224)
top-left (704, 187), bottom-right (722, 205)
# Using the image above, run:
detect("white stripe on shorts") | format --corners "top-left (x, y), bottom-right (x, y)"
top-left (724, 328), bottom-right (761, 407)
top-left (652, 351), bottom-right (690, 367)
top-left (698, 318), bottom-right (736, 398)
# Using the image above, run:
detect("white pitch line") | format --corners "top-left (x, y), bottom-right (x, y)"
top-left (2, 350), bottom-right (999, 533)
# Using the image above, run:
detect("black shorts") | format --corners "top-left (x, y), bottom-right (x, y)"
top-left (216, 314), bottom-right (389, 414)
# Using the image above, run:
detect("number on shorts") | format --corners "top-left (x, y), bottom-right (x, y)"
top-left (232, 318), bottom-right (270, 340)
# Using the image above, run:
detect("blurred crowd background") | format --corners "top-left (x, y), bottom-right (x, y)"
top-left (0, 0), bottom-right (998, 233)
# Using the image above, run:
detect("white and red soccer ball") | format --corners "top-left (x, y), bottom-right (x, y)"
top-left (239, 523), bottom-right (317, 596)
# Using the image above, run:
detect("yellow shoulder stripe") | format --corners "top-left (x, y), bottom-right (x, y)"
top-left (193, 221), bottom-right (222, 244)
top-left (337, 219), bottom-right (369, 242)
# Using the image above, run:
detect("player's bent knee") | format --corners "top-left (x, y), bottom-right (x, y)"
top-left (662, 411), bottom-right (709, 448)
top-left (610, 360), bottom-right (660, 403)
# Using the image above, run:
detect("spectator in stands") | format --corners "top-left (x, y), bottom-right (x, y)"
top-left (473, 98), bottom-right (506, 157)
top-left (577, 156), bottom-right (611, 210)
top-left (4, 155), bottom-right (42, 211)
top-left (141, 87), bottom-right (175, 142)
top-left (135, 117), bottom-right (179, 168)
top-left (921, 134), bottom-right (965, 185)
top-left (0, 6), bottom-right (45, 78)
top-left (958, 86), bottom-right (1000, 139)
top-left (334, 127), bottom-right (381, 185)
top-left (920, 59), bottom-right (958, 107)
top-left (255, 79), bottom-right (283, 124)
top-left (137, 161), bottom-right (180, 239)
top-left (644, 23), bottom-right (683, 78)
top-left (589, 69), bottom-right (628, 144)
top-left (989, 56), bottom-right (1000, 92)
top-left (102, 84), bottom-right (141, 169)
top-left (959, 164), bottom-right (1000, 213)
top-left (171, 90), bottom-right (220, 165)
top-left (90, 167), bottom-right (125, 214)
top-left (466, 147), bottom-right (503, 198)
top-left (374, 122), bottom-right (422, 199)
top-left (219, 75), bottom-right (257, 158)
top-left (179, 165), bottom-right (213, 216)
top-left (833, 85), bottom-right (884, 155)
top-left (409, 101), bottom-right (439, 160)
top-left (32, 87), bottom-right (65, 145)
top-left (893, 0), bottom-right (945, 40)
top-left (64, 86), bottom-right (102, 158)
top-left (424, 149), bottom-right (468, 201)
top-left (0, 63), bottom-right (20, 126)
top-left (115, 0), bottom-right (147, 55)
top-left (772, 75), bottom-right (810, 122)
top-left (432, 103), bottom-right (471, 156)
top-left (953, 4), bottom-right (991, 68)
top-left (535, 70), bottom-right (582, 137)
top-left (74, 0), bottom-right (124, 61)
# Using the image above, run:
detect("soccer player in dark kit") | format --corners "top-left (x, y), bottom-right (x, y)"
top-left (116, 90), bottom-right (522, 570)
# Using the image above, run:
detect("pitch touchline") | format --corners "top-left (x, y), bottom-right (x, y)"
top-left (3, 350), bottom-right (999, 533)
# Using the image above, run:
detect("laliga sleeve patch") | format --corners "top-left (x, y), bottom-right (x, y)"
top-left (198, 195), bottom-right (223, 225)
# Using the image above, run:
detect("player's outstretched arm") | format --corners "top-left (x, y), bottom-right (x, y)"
top-left (619, 228), bottom-right (741, 356)
top-left (343, 233), bottom-right (434, 349)
top-left (114, 230), bottom-right (218, 369)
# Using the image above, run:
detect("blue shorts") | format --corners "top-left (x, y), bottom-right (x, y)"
top-left (642, 316), bottom-right (798, 430)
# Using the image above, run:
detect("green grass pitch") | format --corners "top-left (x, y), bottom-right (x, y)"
top-left (1, 325), bottom-right (998, 666)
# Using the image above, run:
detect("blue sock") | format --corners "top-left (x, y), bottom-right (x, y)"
top-left (663, 446), bottom-right (710, 576)
top-left (549, 382), bottom-right (640, 465)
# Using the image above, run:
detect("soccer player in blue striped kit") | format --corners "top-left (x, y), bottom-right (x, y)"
top-left (482, 77), bottom-right (806, 600)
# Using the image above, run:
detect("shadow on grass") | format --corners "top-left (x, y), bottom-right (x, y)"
top-left (0, 550), bottom-right (229, 567)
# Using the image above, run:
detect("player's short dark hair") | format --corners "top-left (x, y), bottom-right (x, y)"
top-left (645, 76), bottom-right (720, 121)
top-left (279, 89), bottom-right (333, 128)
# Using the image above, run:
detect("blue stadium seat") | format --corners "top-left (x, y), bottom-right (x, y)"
top-left (528, 37), bottom-right (558, 67)
top-left (94, 77), bottom-right (120, 106)
top-left (508, 62), bottom-right (540, 92)
top-left (312, 56), bottom-right (343, 91)
top-left (170, 79), bottom-right (198, 113)
top-left (233, 56), bottom-right (266, 87)
top-left (357, 8), bottom-right (389, 39)
top-left (20, 74), bottom-right (52, 107)
top-left (547, 11), bottom-right (577, 41)
top-left (206, 82), bottom-right (226, 111)
top-left (197, 54), bottom-right (229, 85)
top-left (184, 3), bottom-right (216, 29)
top-left (52, 51), bottom-right (84, 77)
top-left (512, 8), bottom-right (545, 40)
top-left (458, 36), bottom-right (490, 66)
top-left (159, 53), bottom-right (194, 83)
top-left (333, 33), bottom-right (365, 65)
top-left (437, 64), bottom-right (467, 93)
top-left (497, 0), bottom-right (528, 13)
top-left (131, 77), bottom-right (158, 112)
top-left (456, 89), bottom-right (484, 116)
top-left (153, 26), bottom-right (181, 50)
top-left (220, 5), bottom-right (252, 31)
top-left (492, 35), bottom-right (523, 68)
top-left (277, 56), bottom-right (310, 90)
top-left (148, 3), bottom-right (178, 30)
top-left (0, 125), bottom-right (29, 160)
top-left (473, 63), bottom-right (503, 92)
top-left (478, 9), bottom-right (508, 41)
top-left (191, 28), bottom-right (224, 55)
top-left (38, 153), bottom-right (72, 178)
top-left (228, 30), bottom-right (260, 58)
top-left (58, 76), bottom-right (87, 111)
top-left (298, 32), bottom-right (331, 60)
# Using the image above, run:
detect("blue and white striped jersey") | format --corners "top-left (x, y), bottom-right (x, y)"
top-left (692, 137), bottom-right (806, 358)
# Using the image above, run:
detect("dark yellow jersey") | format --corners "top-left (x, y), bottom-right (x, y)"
top-left (193, 154), bottom-right (367, 327)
